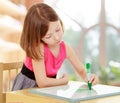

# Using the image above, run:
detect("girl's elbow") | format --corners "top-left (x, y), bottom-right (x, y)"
top-left (37, 79), bottom-right (48, 88)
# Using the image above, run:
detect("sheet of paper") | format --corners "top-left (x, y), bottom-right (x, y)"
top-left (29, 81), bottom-right (120, 102)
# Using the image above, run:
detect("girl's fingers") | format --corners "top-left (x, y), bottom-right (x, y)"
top-left (90, 74), bottom-right (99, 85)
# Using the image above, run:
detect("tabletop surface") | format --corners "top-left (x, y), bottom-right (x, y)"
top-left (29, 81), bottom-right (120, 102)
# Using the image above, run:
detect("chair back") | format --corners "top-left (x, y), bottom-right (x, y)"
top-left (0, 62), bottom-right (23, 103)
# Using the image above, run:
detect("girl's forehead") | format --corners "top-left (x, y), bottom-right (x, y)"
top-left (49, 21), bottom-right (60, 27)
top-left (47, 21), bottom-right (61, 32)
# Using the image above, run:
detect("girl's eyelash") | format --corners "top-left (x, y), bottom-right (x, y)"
top-left (45, 27), bottom-right (61, 39)
top-left (45, 36), bottom-right (51, 39)
top-left (56, 28), bottom-right (60, 32)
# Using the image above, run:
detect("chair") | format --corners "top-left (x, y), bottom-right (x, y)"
top-left (0, 61), bottom-right (23, 103)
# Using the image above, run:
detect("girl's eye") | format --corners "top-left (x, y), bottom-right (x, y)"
top-left (56, 28), bottom-right (60, 32)
top-left (45, 35), bottom-right (51, 39)
top-left (45, 34), bottom-right (52, 39)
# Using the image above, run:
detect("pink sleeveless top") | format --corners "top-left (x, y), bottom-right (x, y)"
top-left (24, 41), bottom-right (66, 77)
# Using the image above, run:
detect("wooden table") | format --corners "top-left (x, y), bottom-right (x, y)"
top-left (6, 81), bottom-right (120, 103)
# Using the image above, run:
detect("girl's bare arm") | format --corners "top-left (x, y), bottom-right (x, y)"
top-left (65, 43), bottom-right (99, 85)
top-left (32, 59), bottom-right (69, 88)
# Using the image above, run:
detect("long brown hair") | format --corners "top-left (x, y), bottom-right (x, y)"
top-left (20, 3), bottom-right (63, 60)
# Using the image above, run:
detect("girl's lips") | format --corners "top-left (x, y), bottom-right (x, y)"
top-left (56, 41), bottom-right (61, 44)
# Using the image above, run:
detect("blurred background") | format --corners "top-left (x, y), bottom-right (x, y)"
top-left (0, 0), bottom-right (120, 87)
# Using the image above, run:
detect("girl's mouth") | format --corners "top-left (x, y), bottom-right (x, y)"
top-left (56, 41), bottom-right (61, 44)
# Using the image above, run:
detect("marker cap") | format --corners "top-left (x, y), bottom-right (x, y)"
top-left (86, 63), bottom-right (91, 73)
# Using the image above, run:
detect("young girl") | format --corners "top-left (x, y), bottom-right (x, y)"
top-left (12, 3), bottom-right (98, 91)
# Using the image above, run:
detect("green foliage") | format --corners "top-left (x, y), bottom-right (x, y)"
top-left (63, 27), bottom-right (81, 46)
top-left (69, 75), bottom-right (76, 81)
top-left (98, 66), bottom-right (110, 84)
top-left (111, 66), bottom-right (120, 78)
top-left (98, 65), bottom-right (120, 85)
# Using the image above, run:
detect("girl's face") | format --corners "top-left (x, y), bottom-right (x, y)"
top-left (42, 20), bottom-right (63, 47)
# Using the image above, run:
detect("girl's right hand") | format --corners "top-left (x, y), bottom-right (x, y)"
top-left (60, 74), bottom-right (69, 84)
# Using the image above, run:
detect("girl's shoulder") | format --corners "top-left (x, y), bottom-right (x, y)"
top-left (64, 42), bottom-right (74, 58)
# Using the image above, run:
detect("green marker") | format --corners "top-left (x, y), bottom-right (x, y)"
top-left (86, 63), bottom-right (92, 90)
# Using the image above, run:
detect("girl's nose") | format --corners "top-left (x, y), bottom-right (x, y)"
top-left (54, 35), bottom-right (59, 41)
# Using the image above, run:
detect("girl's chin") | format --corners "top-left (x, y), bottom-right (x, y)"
top-left (48, 41), bottom-right (62, 47)
top-left (57, 40), bottom-right (62, 44)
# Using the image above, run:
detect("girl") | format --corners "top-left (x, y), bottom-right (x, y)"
top-left (12, 3), bottom-right (98, 91)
